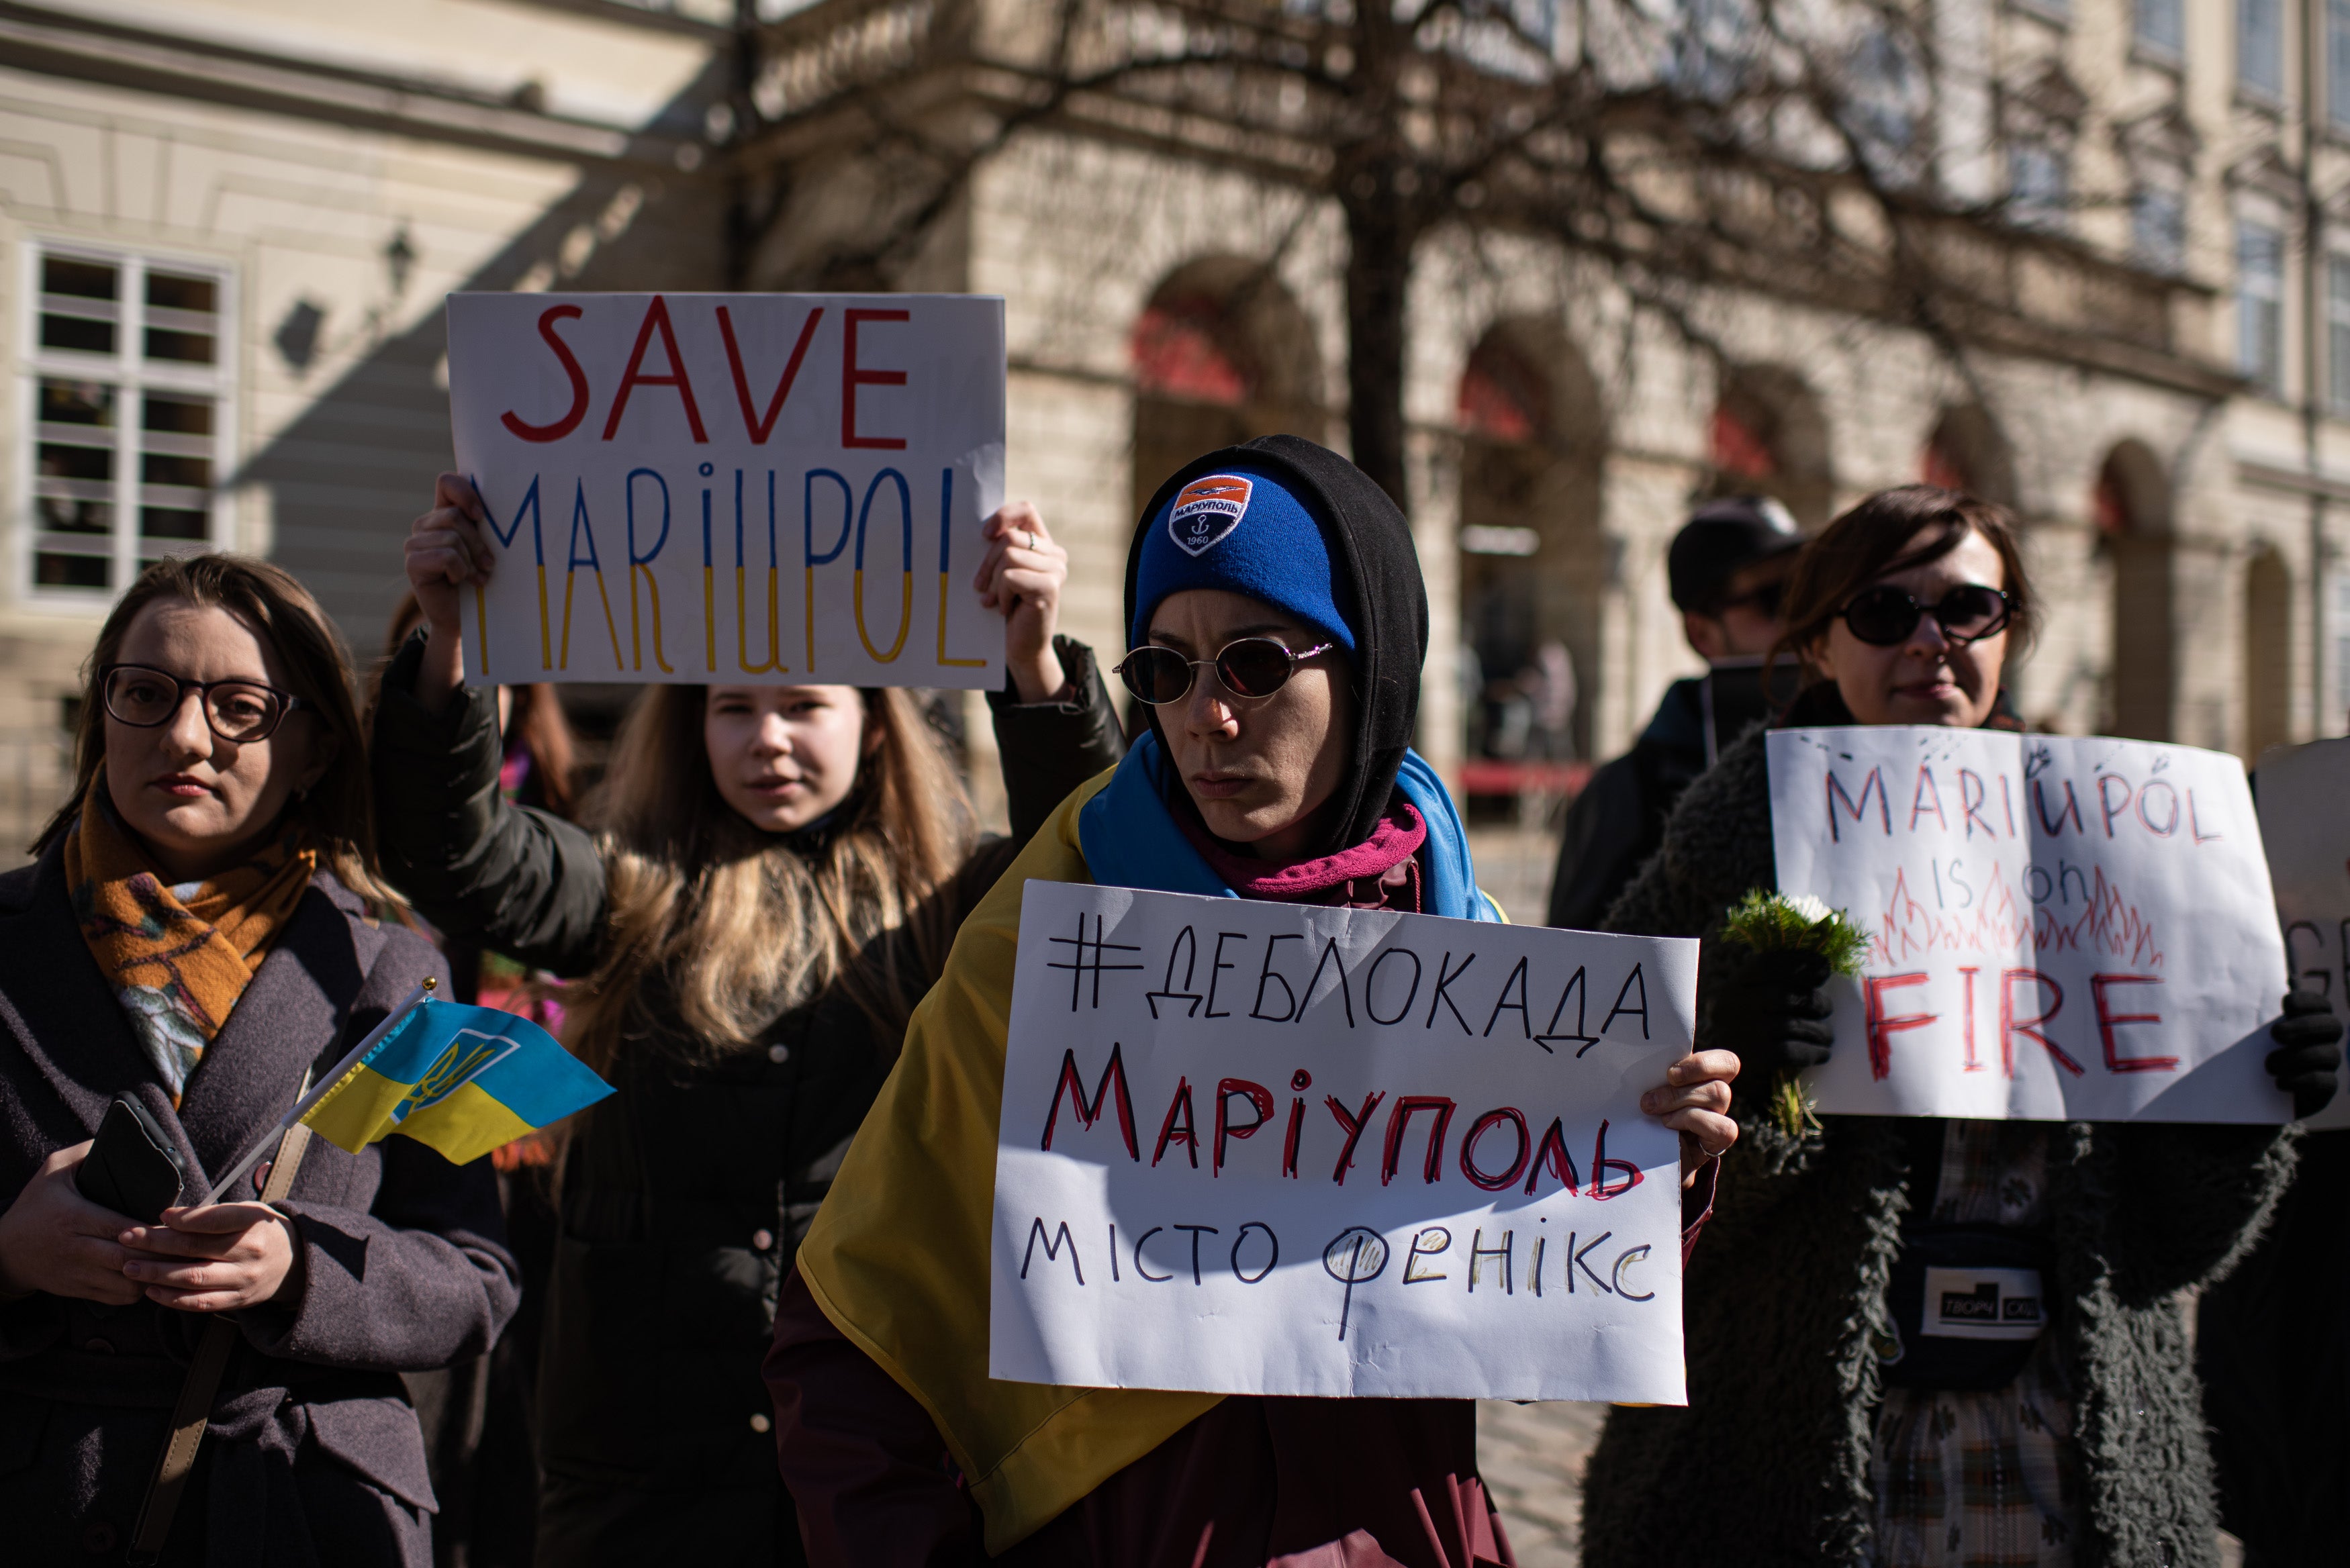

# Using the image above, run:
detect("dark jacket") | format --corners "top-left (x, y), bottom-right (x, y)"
top-left (1579, 725), bottom-right (2298, 1568)
top-left (1546, 663), bottom-right (1790, 930)
top-left (368, 635), bottom-right (1125, 1566)
top-left (0, 846), bottom-right (519, 1567)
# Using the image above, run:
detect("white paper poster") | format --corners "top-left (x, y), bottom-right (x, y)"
top-left (1768, 727), bottom-right (2291, 1123)
top-left (989, 881), bottom-right (1699, 1403)
top-left (445, 292), bottom-right (1006, 688)
top-left (2255, 736), bottom-right (2350, 1130)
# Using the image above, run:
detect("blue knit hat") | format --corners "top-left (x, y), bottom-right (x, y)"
top-left (1129, 463), bottom-right (1358, 653)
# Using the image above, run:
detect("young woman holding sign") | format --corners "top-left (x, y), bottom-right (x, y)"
top-left (0, 554), bottom-right (518, 1565)
top-left (379, 473), bottom-right (1125, 1567)
top-left (763, 436), bottom-right (1741, 1567)
top-left (1579, 485), bottom-right (2343, 1568)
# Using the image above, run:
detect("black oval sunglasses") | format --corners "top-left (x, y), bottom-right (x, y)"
top-left (1837, 583), bottom-right (2012, 648)
top-left (1115, 638), bottom-right (1335, 705)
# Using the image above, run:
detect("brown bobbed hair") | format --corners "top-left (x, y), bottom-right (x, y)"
top-left (35, 552), bottom-right (393, 903)
top-left (1772, 485), bottom-right (2038, 680)
top-left (557, 681), bottom-right (975, 1098)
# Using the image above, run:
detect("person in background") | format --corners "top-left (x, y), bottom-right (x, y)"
top-left (765, 436), bottom-right (1742, 1566)
top-left (0, 554), bottom-right (517, 1564)
top-left (377, 474), bottom-right (1125, 1567)
top-left (1578, 486), bottom-right (2341, 1568)
top-left (1546, 495), bottom-right (1799, 930)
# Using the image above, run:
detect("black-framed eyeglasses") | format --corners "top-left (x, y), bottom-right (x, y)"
top-left (1114, 638), bottom-right (1336, 706)
top-left (1836, 584), bottom-right (2013, 648)
top-left (100, 663), bottom-right (310, 744)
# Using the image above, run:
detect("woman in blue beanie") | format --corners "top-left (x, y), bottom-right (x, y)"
top-left (763, 436), bottom-right (1742, 1567)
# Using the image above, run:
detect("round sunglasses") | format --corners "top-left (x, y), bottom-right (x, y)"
top-left (1836, 583), bottom-right (2012, 647)
top-left (1115, 638), bottom-right (1335, 705)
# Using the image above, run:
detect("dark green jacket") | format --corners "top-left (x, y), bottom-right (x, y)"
top-left (369, 636), bottom-right (1124, 1555)
top-left (1580, 724), bottom-right (2296, 1568)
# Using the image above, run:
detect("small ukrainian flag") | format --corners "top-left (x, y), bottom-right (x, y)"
top-left (300, 997), bottom-right (612, 1166)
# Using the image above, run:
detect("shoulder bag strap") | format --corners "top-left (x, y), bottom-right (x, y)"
top-left (125, 1112), bottom-right (316, 1565)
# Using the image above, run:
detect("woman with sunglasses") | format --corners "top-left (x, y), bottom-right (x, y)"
top-left (1579, 486), bottom-right (2339, 1568)
top-left (0, 554), bottom-right (518, 1563)
top-left (763, 436), bottom-right (1741, 1567)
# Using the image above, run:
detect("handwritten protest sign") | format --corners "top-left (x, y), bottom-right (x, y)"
top-left (1769, 728), bottom-right (2291, 1123)
top-left (2255, 736), bottom-right (2350, 1130)
top-left (988, 881), bottom-right (1698, 1403)
top-left (445, 292), bottom-right (1004, 688)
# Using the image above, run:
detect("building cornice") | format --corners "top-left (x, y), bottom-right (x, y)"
top-left (0, 0), bottom-right (706, 167)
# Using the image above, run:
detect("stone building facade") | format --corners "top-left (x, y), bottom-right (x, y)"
top-left (0, 0), bottom-right (2339, 852)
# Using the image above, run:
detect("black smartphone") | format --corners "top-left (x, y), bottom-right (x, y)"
top-left (75, 1097), bottom-right (191, 1225)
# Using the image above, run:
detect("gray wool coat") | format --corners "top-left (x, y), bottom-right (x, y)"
top-left (1578, 726), bottom-right (2297, 1568)
top-left (0, 839), bottom-right (520, 1567)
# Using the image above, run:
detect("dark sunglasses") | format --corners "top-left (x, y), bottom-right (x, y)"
top-left (100, 663), bottom-right (310, 744)
top-left (1836, 583), bottom-right (2013, 648)
top-left (1115, 638), bottom-right (1335, 705)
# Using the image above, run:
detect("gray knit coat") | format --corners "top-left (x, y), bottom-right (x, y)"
top-left (1578, 727), bottom-right (2298, 1568)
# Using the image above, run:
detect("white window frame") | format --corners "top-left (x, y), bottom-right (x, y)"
top-left (17, 238), bottom-right (235, 608)
top-left (2238, 218), bottom-right (2286, 395)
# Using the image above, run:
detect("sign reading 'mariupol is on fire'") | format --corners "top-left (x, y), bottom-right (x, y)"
top-left (1768, 727), bottom-right (2293, 1123)
top-left (444, 292), bottom-right (1006, 689)
top-left (989, 881), bottom-right (1700, 1404)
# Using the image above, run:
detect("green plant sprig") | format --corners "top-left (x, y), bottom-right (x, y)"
top-left (1718, 890), bottom-right (1871, 1138)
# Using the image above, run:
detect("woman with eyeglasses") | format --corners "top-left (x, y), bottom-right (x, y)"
top-left (763, 436), bottom-right (1742, 1567)
top-left (374, 475), bottom-right (1123, 1567)
top-left (1579, 486), bottom-right (2340, 1568)
top-left (0, 554), bottom-right (519, 1564)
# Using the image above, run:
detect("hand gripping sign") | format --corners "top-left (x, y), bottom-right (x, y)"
top-left (2255, 736), bottom-right (2350, 1129)
top-left (988, 881), bottom-right (1699, 1403)
top-left (1768, 727), bottom-right (2292, 1122)
top-left (445, 293), bottom-right (1006, 688)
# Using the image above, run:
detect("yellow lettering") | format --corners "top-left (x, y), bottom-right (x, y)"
top-left (854, 569), bottom-right (912, 664)
top-left (739, 567), bottom-right (782, 673)
top-left (628, 563), bottom-right (673, 673)
top-left (937, 571), bottom-right (987, 669)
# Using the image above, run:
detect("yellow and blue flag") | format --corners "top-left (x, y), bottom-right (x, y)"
top-left (300, 997), bottom-right (612, 1165)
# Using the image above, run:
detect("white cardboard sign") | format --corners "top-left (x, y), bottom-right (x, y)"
top-left (2254, 736), bottom-right (2350, 1130)
top-left (444, 292), bottom-right (1006, 688)
top-left (988, 881), bottom-right (1698, 1404)
top-left (1768, 728), bottom-right (2290, 1123)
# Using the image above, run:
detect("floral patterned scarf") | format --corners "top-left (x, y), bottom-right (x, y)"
top-left (64, 767), bottom-right (317, 1099)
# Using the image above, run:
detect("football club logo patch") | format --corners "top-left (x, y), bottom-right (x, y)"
top-left (1168, 475), bottom-right (1253, 556)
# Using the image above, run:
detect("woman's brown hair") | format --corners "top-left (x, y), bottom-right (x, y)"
top-left (1773, 485), bottom-right (2039, 679)
top-left (557, 683), bottom-right (975, 1099)
top-left (34, 553), bottom-right (394, 903)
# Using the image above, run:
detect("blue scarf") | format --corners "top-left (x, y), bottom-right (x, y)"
top-left (1076, 732), bottom-right (1501, 921)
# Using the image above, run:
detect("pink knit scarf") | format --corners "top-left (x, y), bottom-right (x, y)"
top-left (1177, 799), bottom-right (1427, 903)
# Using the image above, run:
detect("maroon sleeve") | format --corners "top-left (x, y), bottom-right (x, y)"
top-left (765, 1266), bottom-right (987, 1567)
top-left (1679, 1155), bottom-right (1720, 1267)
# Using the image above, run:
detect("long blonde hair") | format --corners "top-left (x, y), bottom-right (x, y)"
top-left (559, 685), bottom-right (976, 1097)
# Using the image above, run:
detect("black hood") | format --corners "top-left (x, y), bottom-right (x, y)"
top-left (1124, 434), bottom-right (1429, 858)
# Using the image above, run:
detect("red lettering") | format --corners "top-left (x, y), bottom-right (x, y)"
top-left (501, 304), bottom-right (591, 442)
top-left (1213, 1077), bottom-right (1274, 1175)
top-left (1039, 1044), bottom-right (1137, 1161)
top-left (1864, 972), bottom-right (1936, 1080)
top-left (1151, 1077), bottom-right (1197, 1168)
top-left (2089, 973), bottom-right (2175, 1073)
top-left (1458, 1108), bottom-right (1531, 1191)
top-left (1323, 1091), bottom-right (1384, 1185)
top-left (601, 295), bottom-right (708, 442)
top-left (2001, 968), bottom-right (2082, 1077)
top-left (1958, 966), bottom-right (1983, 1072)
top-left (841, 307), bottom-right (909, 449)
top-left (1523, 1117), bottom-right (1582, 1195)
top-left (1380, 1095), bottom-right (1456, 1187)
top-left (718, 303), bottom-right (822, 443)
top-left (1589, 1118), bottom-right (1642, 1199)
top-left (1909, 767), bottom-right (1948, 832)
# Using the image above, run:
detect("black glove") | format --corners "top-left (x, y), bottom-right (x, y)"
top-left (1705, 946), bottom-right (1836, 1077)
top-left (2267, 989), bottom-right (2344, 1120)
